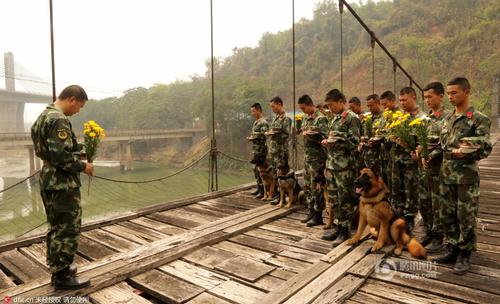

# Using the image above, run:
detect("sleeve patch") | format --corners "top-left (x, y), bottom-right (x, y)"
top-left (57, 129), bottom-right (69, 140)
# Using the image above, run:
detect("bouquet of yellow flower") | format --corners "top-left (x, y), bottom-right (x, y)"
top-left (363, 114), bottom-right (373, 138)
top-left (387, 111), bottom-right (416, 150)
top-left (83, 120), bottom-right (105, 195)
top-left (295, 113), bottom-right (304, 132)
top-left (409, 117), bottom-right (430, 159)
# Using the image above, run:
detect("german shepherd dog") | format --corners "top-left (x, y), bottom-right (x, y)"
top-left (312, 167), bottom-right (332, 229)
top-left (257, 160), bottom-right (276, 201)
top-left (347, 167), bottom-right (426, 259)
top-left (276, 162), bottom-right (302, 208)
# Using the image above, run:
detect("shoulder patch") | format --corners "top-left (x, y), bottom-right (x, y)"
top-left (57, 129), bottom-right (69, 140)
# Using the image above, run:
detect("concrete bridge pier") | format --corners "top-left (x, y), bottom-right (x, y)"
top-left (119, 141), bottom-right (133, 171)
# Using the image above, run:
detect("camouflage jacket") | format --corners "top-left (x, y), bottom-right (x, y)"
top-left (380, 106), bottom-right (400, 161)
top-left (249, 117), bottom-right (269, 156)
top-left (31, 104), bottom-right (86, 190)
top-left (302, 109), bottom-right (328, 162)
top-left (361, 111), bottom-right (384, 158)
top-left (269, 112), bottom-right (292, 156)
top-left (430, 106), bottom-right (492, 184)
top-left (425, 108), bottom-right (451, 174)
top-left (392, 109), bottom-right (427, 164)
top-left (325, 110), bottom-right (361, 171)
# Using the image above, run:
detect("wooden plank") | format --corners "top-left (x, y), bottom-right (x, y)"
top-left (214, 256), bottom-right (275, 282)
top-left (159, 260), bottom-right (227, 290)
top-left (284, 241), bottom-right (373, 304)
top-left (230, 235), bottom-right (285, 254)
top-left (347, 253), bottom-right (385, 278)
top-left (0, 183), bottom-right (254, 253)
top-left (210, 280), bottom-right (266, 304)
top-left (311, 274), bottom-right (365, 304)
top-left (261, 261), bottom-right (332, 304)
top-left (147, 212), bottom-right (200, 229)
top-left (259, 223), bottom-right (310, 239)
top-left (90, 282), bottom-right (152, 304)
top-left (0, 250), bottom-right (49, 283)
top-left (265, 255), bottom-right (311, 273)
top-left (101, 224), bottom-right (153, 244)
top-left (294, 239), bottom-right (332, 254)
top-left (5, 205), bottom-right (297, 297)
top-left (278, 247), bottom-right (324, 263)
top-left (183, 246), bottom-right (236, 269)
top-left (348, 291), bottom-right (398, 304)
top-left (269, 268), bottom-right (297, 281)
top-left (77, 236), bottom-right (117, 260)
top-left (168, 208), bottom-right (218, 224)
top-left (19, 242), bottom-right (89, 270)
top-left (245, 229), bottom-right (302, 246)
top-left (117, 221), bottom-right (169, 240)
top-left (0, 269), bottom-right (15, 290)
top-left (83, 229), bottom-right (140, 252)
top-left (184, 204), bottom-right (233, 218)
top-left (187, 293), bottom-right (232, 304)
top-left (129, 269), bottom-right (204, 304)
top-left (254, 275), bottom-right (286, 292)
top-left (130, 217), bottom-right (187, 236)
top-left (359, 278), bottom-right (463, 304)
top-left (212, 241), bottom-right (274, 262)
top-left (371, 270), bottom-right (500, 304)
top-left (321, 229), bottom-right (370, 263)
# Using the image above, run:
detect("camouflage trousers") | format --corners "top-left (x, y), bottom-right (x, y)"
top-left (441, 182), bottom-right (479, 251)
top-left (391, 161), bottom-right (418, 219)
top-left (41, 188), bottom-right (82, 274)
top-left (380, 157), bottom-right (392, 195)
top-left (253, 165), bottom-right (263, 186)
top-left (304, 159), bottom-right (325, 212)
top-left (418, 169), bottom-right (445, 236)
top-left (362, 147), bottom-right (380, 170)
top-left (325, 168), bottom-right (357, 228)
top-left (418, 169), bottom-right (432, 233)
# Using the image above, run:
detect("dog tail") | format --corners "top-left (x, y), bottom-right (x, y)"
top-left (392, 218), bottom-right (426, 259)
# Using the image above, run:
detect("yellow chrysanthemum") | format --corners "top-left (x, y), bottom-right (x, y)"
top-left (374, 121), bottom-right (381, 127)
top-left (88, 132), bottom-right (96, 138)
top-left (295, 114), bottom-right (303, 121)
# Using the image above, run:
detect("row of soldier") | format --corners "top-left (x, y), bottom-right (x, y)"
top-left (247, 77), bottom-right (492, 275)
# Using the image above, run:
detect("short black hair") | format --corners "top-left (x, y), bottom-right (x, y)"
top-left (270, 96), bottom-right (283, 105)
top-left (380, 90), bottom-right (395, 101)
top-left (298, 94), bottom-right (314, 106)
top-left (325, 89), bottom-right (346, 103)
top-left (58, 85), bottom-right (88, 102)
top-left (400, 86), bottom-right (416, 96)
top-left (250, 103), bottom-right (262, 112)
top-left (348, 97), bottom-right (361, 106)
top-left (423, 82), bottom-right (445, 95)
top-left (366, 94), bottom-right (379, 102)
top-left (448, 77), bottom-right (471, 91)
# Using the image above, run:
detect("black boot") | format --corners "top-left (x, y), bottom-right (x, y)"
top-left (250, 185), bottom-right (261, 196)
top-left (404, 215), bottom-right (415, 232)
top-left (51, 265), bottom-right (77, 285)
top-left (425, 235), bottom-right (444, 253)
top-left (420, 230), bottom-right (433, 247)
top-left (322, 224), bottom-right (339, 241)
top-left (306, 211), bottom-right (324, 227)
top-left (52, 266), bottom-right (90, 290)
top-left (269, 194), bottom-right (280, 205)
top-left (300, 209), bottom-right (314, 223)
top-left (432, 244), bottom-right (459, 264)
top-left (453, 249), bottom-right (471, 275)
top-left (255, 185), bottom-right (265, 199)
top-left (332, 226), bottom-right (350, 247)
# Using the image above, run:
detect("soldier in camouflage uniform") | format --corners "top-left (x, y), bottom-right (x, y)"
top-left (379, 91), bottom-right (400, 190)
top-left (417, 82), bottom-right (450, 252)
top-left (266, 96), bottom-right (292, 204)
top-left (359, 94), bottom-right (384, 169)
top-left (390, 87), bottom-right (427, 231)
top-left (322, 89), bottom-right (361, 247)
top-left (31, 85), bottom-right (93, 290)
top-left (248, 103), bottom-right (269, 199)
top-left (297, 95), bottom-right (328, 227)
top-left (348, 97), bottom-right (365, 176)
top-left (430, 77), bottom-right (492, 275)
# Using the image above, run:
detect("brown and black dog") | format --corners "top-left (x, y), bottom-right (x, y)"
top-left (347, 167), bottom-right (426, 259)
top-left (257, 160), bottom-right (276, 201)
top-left (276, 162), bottom-right (302, 208)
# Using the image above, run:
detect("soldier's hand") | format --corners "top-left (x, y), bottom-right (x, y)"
top-left (410, 151), bottom-right (419, 161)
top-left (422, 157), bottom-right (429, 169)
top-left (315, 183), bottom-right (322, 190)
top-left (84, 163), bottom-right (94, 176)
top-left (451, 148), bottom-right (465, 159)
top-left (321, 139), bottom-right (330, 146)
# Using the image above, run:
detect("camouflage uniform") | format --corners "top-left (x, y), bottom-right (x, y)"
top-left (269, 112), bottom-right (292, 169)
top-left (302, 110), bottom-right (328, 212)
top-left (380, 107), bottom-right (400, 191)
top-left (361, 111), bottom-right (384, 168)
top-left (31, 104), bottom-right (86, 274)
top-left (249, 117), bottom-right (269, 186)
top-left (430, 106), bottom-right (492, 250)
top-left (418, 108), bottom-right (450, 236)
top-left (390, 109), bottom-right (427, 220)
top-left (325, 110), bottom-right (361, 228)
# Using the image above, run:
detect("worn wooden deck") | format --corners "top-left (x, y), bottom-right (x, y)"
top-left (0, 137), bottom-right (499, 304)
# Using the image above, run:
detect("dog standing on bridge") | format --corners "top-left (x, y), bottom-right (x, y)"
top-left (347, 167), bottom-right (426, 259)
top-left (276, 161), bottom-right (302, 208)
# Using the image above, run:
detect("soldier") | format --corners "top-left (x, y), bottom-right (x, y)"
top-left (322, 89), bottom-right (361, 247)
top-left (247, 103), bottom-right (269, 199)
top-left (297, 95), bottom-right (329, 227)
top-left (430, 77), bottom-right (492, 275)
top-left (265, 96), bottom-right (292, 205)
top-left (31, 85), bottom-right (93, 289)
top-left (360, 94), bottom-right (384, 169)
top-left (418, 82), bottom-right (450, 252)
top-left (390, 87), bottom-right (426, 231)
top-left (349, 96), bottom-right (365, 176)
top-left (379, 90), bottom-right (400, 189)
